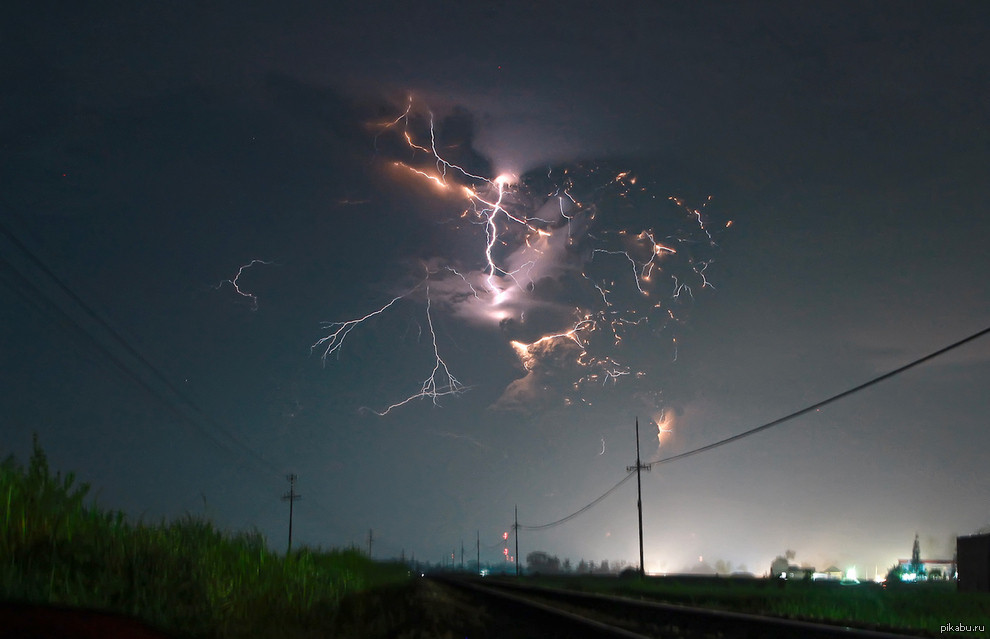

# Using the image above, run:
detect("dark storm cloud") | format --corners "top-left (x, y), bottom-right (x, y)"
top-left (317, 102), bottom-right (730, 415)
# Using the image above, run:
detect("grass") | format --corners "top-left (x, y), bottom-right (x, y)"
top-left (1, 435), bottom-right (410, 638)
top-left (520, 573), bottom-right (990, 636)
top-left (6, 437), bottom-right (986, 637)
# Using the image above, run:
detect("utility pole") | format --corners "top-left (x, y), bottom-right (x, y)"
top-left (460, 539), bottom-right (465, 571)
top-left (514, 505), bottom-right (520, 577)
top-left (476, 530), bottom-right (480, 575)
top-left (282, 474), bottom-right (302, 554)
top-left (367, 528), bottom-right (374, 558)
top-left (626, 418), bottom-right (650, 577)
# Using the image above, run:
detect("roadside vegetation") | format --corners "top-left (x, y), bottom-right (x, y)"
top-left (0, 436), bottom-right (411, 638)
top-left (520, 573), bottom-right (990, 635)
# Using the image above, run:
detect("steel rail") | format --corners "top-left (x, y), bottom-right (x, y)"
top-left (437, 576), bottom-right (653, 638)
top-left (437, 576), bottom-right (925, 639)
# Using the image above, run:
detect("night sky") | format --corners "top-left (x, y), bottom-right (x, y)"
top-left (3, 2), bottom-right (989, 576)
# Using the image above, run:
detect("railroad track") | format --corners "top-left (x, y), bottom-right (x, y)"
top-left (433, 576), bottom-right (926, 639)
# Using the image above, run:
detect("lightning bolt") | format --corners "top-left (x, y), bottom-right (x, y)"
top-left (311, 269), bottom-right (468, 415)
top-left (312, 290), bottom-right (412, 363)
top-left (365, 283), bottom-right (467, 416)
top-left (215, 259), bottom-right (273, 310)
top-left (317, 98), bottom-right (725, 413)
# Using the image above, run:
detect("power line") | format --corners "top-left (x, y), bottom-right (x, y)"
top-left (650, 324), bottom-right (990, 468)
top-left (2, 244), bottom-right (362, 533)
top-left (0, 254), bottom-right (190, 420)
top-left (1, 216), bottom-right (355, 541)
top-left (0, 215), bottom-right (282, 479)
top-left (512, 324), bottom-right (990, 533)
top-left (517, 471), bottom-right (636, 531)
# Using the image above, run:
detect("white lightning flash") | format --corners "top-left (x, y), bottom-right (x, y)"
top-left (365, 284), bottom-right (466, 416)
top-left (215, 259), bottom-right (273, 310)
top-left (318, 98), bottom-right (725, 414)
top-left (311, 271), bottom-right (468, 415)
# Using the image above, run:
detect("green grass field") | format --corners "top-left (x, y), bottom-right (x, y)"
top-left (521, 573), bottom-right (989, 636)
top-left (5, 437), bottom-right (987, 637)
top-left (1, 436), bottom-right (411, 638)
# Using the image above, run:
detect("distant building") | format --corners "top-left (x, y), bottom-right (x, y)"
top-left (895, 533), bottom-right (955, 581)
top-left (812, 565), bottom-right (843, 581)
top-left (957, 533), bottom-right (990, 593)
top-left (896, 557), bottom-right (956, 580)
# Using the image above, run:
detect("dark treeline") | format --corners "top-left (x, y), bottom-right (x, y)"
top-left (525, 551), bottom-right (631, 576)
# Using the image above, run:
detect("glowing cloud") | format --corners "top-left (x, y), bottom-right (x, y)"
top-left (315, 98), bottom-right (726, 414)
